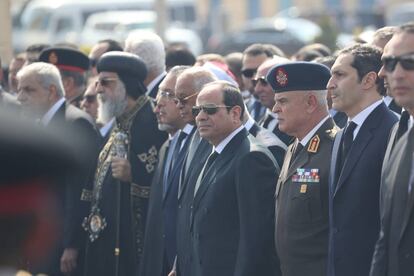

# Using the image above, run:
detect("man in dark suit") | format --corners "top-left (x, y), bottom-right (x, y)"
top-left (267, 62), bottom-right (336, 276)
top-left (141, 65), bottom-right (192, 276)
top-left (178, 80), bottom-right (279, 276)
top-left (125, 32), bottom-right (167, 99)
top-left (326, 44), bottom-right (398, 276)
top-left (16, 61), bottom-right (100, 275)
top-left (370, 22), bottom-right (414, 276)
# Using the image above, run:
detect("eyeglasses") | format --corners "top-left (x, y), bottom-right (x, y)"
top-left (158, 90), bottom-right (177, 101)
top-left (83, 94), bottom-right (97, 103)
top-left (382, 53), bottom-right (414, 72)
top-left (252, 76), bottom-right (268, 87)
top-left (95, 77), bottom-right (118, 88)
top-left (241, 68), bottom-right (257, 78)
top-left (192, 104), bottom-right (232, 117)
top-left (174, 91), bottom-right (198, 105)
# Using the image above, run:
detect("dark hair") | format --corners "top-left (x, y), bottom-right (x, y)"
top-left (313, 55), bottom-right (336, 69)
top-left (98, 39), bottom-right (123, 52)
top-left (165, 46), bottom-right (195, 70)
top-left (214, 81), bottom-right (245, 120)
top-left (243, 43), bottom-right (284, 58)
top-left (339, 44), bottom-right (385, 95)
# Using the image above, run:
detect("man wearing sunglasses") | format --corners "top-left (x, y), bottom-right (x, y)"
top-left (181, 80), bottom-right (279, 276)
top-left (370, 22), bottom-right (414, 276)
top-left (268, 62), bottom-right (335, 276)
top-left (242, 44), bottom-right (278, 122)
top-left (83, 52), bottom-right (166, 276)
top-left (254, 58), bottom-right (293, 149)
top-left (327, 44), bottom-right (398, 276)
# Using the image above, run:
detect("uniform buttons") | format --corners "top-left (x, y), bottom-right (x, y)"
top-left (333, 228), bottom-right (339, 234)
top-left (178, 204), bottom-right (181, 209)
top-left (405, 253), bottom-right (411, 259)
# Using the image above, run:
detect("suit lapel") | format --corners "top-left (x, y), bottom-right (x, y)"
top-left (276, 143), bottom-right (295, 197)
top-left (163, 129), bottom-right (194, 202)
top-left (399, 128), bottom-right (414, 242)
top-left (330, 129), bottom-right (343, 195)
top-left (192, 129), bottom-right (247, 210)
top-left (333, 103), bottom-right (385, 196)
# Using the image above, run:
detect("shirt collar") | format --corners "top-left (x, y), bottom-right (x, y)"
top-left (299, 115), bottom-right (330, 146)
top-left (182, 123), bottom-right (194, 135)
top-left (383, 96), bottom-right (393, 106)
top-left (350, 99), bottom-right (383, 127)
top-left (146, 71), bottom-right (167, 96)
top-left (100, 118), bottom-right (115, 137)
top-left (41, 97), bottom-right (65, 126)
top-left (243, 115), bottom-right (255, 132)
top-left (213, 125), bottom-right (245, 154)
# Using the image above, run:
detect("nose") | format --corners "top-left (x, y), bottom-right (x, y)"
top-left (378, 65), bottom-right (386, 79)
top-left (326, 77), bottom-right (336, 90)
top-left (195, 108), bottom-right (208, 122)
top-left (17, 91), bottom-right (25, 103)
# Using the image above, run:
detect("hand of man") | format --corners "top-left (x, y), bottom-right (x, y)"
top-left (111, 156), bottom-right (132, 182)
top-left (60, 248), bottom-right (78, 275)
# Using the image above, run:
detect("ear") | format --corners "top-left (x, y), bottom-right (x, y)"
top-left (361, 71), bottom-right (377, 90)
top-left (305, 93), bottom-right (318, 113)
top-left (230, 105), bottom-right (242, 123)
top-left (48, 84), bottom-right (58, 100)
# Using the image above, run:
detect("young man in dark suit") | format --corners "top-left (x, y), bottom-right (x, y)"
top-left (177, 80), bottom-right (280, 276)
top-left (370, 22), bottom-right (414, 276)
top-left (327, 44), bottom-right (398, 276)
top-left (267, 62), bottom-right (337, 276)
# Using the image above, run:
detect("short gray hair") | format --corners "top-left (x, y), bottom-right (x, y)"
top-left (181, 67), bottom-right (217, 92)
top-left (125, 31), bottom-right (166, 75)
top-left (309, 90), bottom-right (328, 107)
top-left (17, 62), bottom-right (65, 97)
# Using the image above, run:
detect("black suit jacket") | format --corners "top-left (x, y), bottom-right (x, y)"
top-left (33, 101), bottom-right (100, 275)
top-left (184, 129), bottom-right (280, 276)
top-left (141, 128), bottom-right (194, 276)
top-left (328, 103), bottom-right (398, 276)
top-left (147, 74), bottom-right (165, 99)
top-left (275, 118), bottom-right (336, 276)
top-left (370, 126), bottom-right (414, 276)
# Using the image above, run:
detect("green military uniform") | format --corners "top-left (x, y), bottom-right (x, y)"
top-left (275, 118), bottom-right (337, 276)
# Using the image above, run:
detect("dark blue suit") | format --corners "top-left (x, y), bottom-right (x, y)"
top-left (328, 102), bottom-right (398, 276)
top-left (141, 129), bottom-right (194, 276)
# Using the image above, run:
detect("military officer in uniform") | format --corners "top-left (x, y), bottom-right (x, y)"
top-left (82, 52), bottom-right (166, 276)
top-left (267, 62), bottom-right (336, 276)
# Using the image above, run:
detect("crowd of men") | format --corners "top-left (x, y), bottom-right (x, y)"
top-left (0, 20), bottom-right (413, 276)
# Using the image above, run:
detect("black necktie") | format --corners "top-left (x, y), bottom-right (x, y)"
top-left (396, 110), bottom-right (410, 142)
top-left (170, 131), bottom-right (187, 172)
top-left (202, 151), bottom-right (219, 178)
top-left (339, 121), bottom-right (357, 170)
top-left (290, 141), bottom-right (303, 166)
top-left (262, 114), bottom-right (273, 129)
top-left (253, 101), bottom-right (262, 122)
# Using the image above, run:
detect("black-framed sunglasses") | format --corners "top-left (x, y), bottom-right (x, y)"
top-left (241, 68), bottom-right (257, 78)
top-left (95, 77), bottom-right (118, 88)
top-left (192, 104), bottom-right (232, 117)
top-left (382, 53), bottom-right (414, 72)
top-left (174, 91), bottom-right (198, 105)
top-left (252, 76), bottom-right (268, 87)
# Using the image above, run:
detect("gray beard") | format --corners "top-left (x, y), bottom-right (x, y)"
top-left (97, 90), bottom-right (127, 124)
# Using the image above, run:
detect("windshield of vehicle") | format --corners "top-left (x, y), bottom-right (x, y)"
top-left (20, 6), bottom-right (52, 31)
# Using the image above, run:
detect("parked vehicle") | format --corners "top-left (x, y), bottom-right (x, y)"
top-left (80, 10), bottom-right (203, 55)
top-left (12, 0), bottom-right (196, 53)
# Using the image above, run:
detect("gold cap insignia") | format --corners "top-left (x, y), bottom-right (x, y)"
top-left (276, 68), bottom-right (288, 86)
top-left (307, 135), bottom-right (320, 153)
top-left (48, 52), bottom-right (58, 65)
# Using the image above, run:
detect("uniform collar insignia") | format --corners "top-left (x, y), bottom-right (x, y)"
top-left (307, 134), bottom-right (320, 153)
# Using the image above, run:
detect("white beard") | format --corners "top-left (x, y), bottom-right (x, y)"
top-left (97, 84), bottom-right (128, 124)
